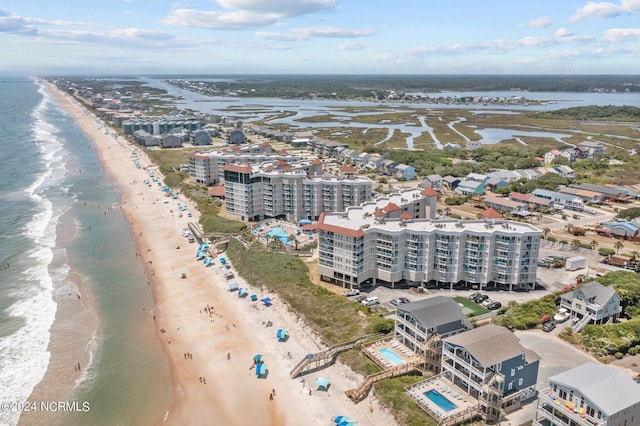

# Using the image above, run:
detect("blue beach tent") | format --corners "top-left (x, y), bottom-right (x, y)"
top-left (255, 363), bottom-right (267, 376)
top-left (276, 329), bottom-right (289, 340)
top-left (315, 376), bottom-right (330, 391)
top-left (250, 294), bottom-right (258, 301)
top-left (260, 297), bottom-right (272, 306)
top-left (228, 282), bottom-right (239, 291)
top-left (253, 354), bottom-right (262, 362)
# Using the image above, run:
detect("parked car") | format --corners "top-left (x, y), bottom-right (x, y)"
top-left (553, 308), bottom-right (570, 323)
top-left (390, 297), bottom-right (410, 307)
top-left (343, 289), bottom-right (360, 297)
top-left (354, 295), bottom-right (367, 303)
top-left (542, 320), bottom-right (556, 332)
top-left (361, 296), bottom-right (380, 306)
top-left (481, 298), bottom-right (496, 307)
top-left (471, 293), bottom-right (489, 303)
top-left (468, 292), bottom-right (483, 301)
top-left (485, 301), bottom-right (502, 310)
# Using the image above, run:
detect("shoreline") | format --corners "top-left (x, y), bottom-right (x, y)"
top-left (45, 83), bottom-right (400, 425)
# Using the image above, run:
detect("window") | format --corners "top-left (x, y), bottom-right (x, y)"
top-left (518, 378), bottom-right (523, 386)
top-left (511, 368), bottom-right (515, 377)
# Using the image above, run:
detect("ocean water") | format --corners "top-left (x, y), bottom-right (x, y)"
top-left (0, 78), bottom-right (171, 425)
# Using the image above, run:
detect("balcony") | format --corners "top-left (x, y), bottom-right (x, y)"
top-left (536, 389), bottom-right (602, 426)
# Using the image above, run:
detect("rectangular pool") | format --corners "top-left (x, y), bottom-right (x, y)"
top-left (378, 347), bottom-right (405, 365)
top-left (424, 389), bottom-right (458, 412)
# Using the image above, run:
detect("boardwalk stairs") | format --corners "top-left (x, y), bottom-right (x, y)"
top-left (345, 362), bottom-right (420, 403)
top-left (572, 314), bottom-right (593, 333)
top-left (289, 333), bottom-right (383, 379)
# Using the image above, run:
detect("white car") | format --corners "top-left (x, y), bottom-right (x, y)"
top-left (554, 308), bottom-right (570, 323)
top-left (481, 298), bottom-right (496, 307)
top-left (343, 289), bottom-right (360, 297)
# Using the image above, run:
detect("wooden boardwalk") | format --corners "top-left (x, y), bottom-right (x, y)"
top-left (289, 333), bottom-right (383, 379)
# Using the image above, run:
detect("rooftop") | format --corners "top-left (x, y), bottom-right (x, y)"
top-left (549, 362), bottom-right (640, 415)
top-left (444, 324), bottom-right (537, 367)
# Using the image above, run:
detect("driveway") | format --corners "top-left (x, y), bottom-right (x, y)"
top-left (504, 330), bottom-right (598, 425)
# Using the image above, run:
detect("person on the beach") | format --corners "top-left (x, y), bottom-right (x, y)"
top-left (227, 352), bottom-right (231, 360)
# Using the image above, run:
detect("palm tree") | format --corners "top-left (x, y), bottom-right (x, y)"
top-left (590, 240), bottom-right (598, 250)
top-left (536, 212), bottom-right (543, 222)
top-left (565, 223), bottom-right (574, 234)
top-left (444, 207), bottom-right (451, 216)
top-left (614, 240), bottom-right (624, 254)
top-left (543, 228), bottom-right (551, 239)
top-left (572, 239), bottom-right (581, 250)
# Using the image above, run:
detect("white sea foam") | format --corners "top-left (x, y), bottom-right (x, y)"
top-left (0, 81), bottom-right (72, 426)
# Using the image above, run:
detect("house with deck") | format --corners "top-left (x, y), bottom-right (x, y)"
top-left (440, 324), bottom-right (540, 423)
top-left (534, 362), bottom-right (640, 426)
top-left (559, 281), bottom-right (622, 332)
top-left (394, 296), bottom-right (472, 373)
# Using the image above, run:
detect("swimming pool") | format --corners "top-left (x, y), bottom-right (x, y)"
top-left (424, 389), bottom-right (458, 412)
top-left (378, 347), bottom-right (405, 365)
top-left (266, 226), bottom-right (291, 243)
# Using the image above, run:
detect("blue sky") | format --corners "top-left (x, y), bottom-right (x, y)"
top-left (1, 0), bottom-right (640, 75)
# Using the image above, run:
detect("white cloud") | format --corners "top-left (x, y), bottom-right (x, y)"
top-left (602, 27), bottom-right (640, 42)
top-left (161, 9), bottom-right (279, 30)
top-left (338, 41), bottom-right (369, 50)
top-left (555, 27), bottom-right (574, 37)
top-left (521, 16), bottom-right (552, 28)
top-left (162, 0), bottom-right (336, 30)
top-left (215, 0), bottom-right (335, 17)
top-left (570, 0), bottom-right (640, 21)
top-left (255, 26), bottom-right (376, 41)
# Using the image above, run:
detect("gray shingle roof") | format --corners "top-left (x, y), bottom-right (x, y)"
top-left (444, 324), bottom-right (532, 367)
top-left (560, 281), bottom-right (616, 305)
top-left (398, 296), bottom-right (469, 333)
top-left (550, 362), bottom-right (640, 415)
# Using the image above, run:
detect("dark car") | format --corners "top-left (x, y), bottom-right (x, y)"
top-left (354, 295), bottom-right (367, 303)
top-left (485, 301), bottom-right (502, 310)
top-left (471, 293), bottom-right (489, 303)
top-left (542, 320), bottom-right (556, 332)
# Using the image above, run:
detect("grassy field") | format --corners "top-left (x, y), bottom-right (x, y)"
top-left (452, 297), bottom-right (489, 317)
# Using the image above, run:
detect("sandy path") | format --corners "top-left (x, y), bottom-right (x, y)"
top-left (48, 84), bottom-right (399, 426)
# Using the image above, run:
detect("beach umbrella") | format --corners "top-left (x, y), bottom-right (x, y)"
top-left (219, 257), bottom-right (226, 264)
top-left (333, 416), bottom-right (348, 424)
top-left (305, 353), bottom-right (314, 359)
top-left (238, 288), bottom-right (248, 297)
top-left (250, 294), bottom-right (258, 301)
top-left (253, 354), bottom-right (262, 362)
top-left (276, 329), bottom-right (289, 340)
top-left (228, 282), bottom-right (239, 291)
top-left (260, 297), bottom-right (272, 306)
top-left (315, 376), bottom-right (330, 390)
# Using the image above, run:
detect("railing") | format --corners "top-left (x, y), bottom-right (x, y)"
top-left (346, 362), bottom-right (419, 403)
top-left (289, 333), bottom-right (383, 379)
top-left (572, 314), bottom-right (593, 333)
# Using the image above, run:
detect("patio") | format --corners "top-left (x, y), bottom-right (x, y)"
top-left (363, 338), bottom-right (419, 370)
top-left (405, 376), bottom-right (480, 423)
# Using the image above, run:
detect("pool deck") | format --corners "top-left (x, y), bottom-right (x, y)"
top-left (405, 376), bottom-right (480, 423)
top-left (363, 337), bottom-right (419, 369)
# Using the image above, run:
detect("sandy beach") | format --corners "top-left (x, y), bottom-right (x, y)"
top-left (47, 84), bottom-right (400, 426)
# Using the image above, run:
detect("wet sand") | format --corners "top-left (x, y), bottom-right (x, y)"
top-left (46, 83), bottom-right (400, 426)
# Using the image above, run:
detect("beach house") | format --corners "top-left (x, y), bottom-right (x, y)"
top-left (441, 324), bottom-right (540, 423)
top-left (534, 362), bottom-right (640, 426)
top-left (559, 281), bottom-right (622, 332)
top-left (394, 296), bottom-right (472, 373)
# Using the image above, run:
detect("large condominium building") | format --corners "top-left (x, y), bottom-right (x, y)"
top-left (188, 143), bottom-right (303, 185)
top-left (223, 164), bottom-right (372, 222)
top-left (534, 362), bottom-right (640, 426)
top-left (442, 325), bottom-right (540, 423)
top-left (316, 188), bottom-right (541, 290)
top-left (122, 116), bottom-right (204, 135)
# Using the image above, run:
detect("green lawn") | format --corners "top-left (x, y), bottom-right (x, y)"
top-left (453, 297), bottom-right (489, 317)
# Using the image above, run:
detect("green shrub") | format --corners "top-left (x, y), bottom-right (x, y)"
top-left (615, 352), bottom-right (624, 359)
top-left (599, 248), bottom-right (616, 256)
top-left (628, 346), bottom-right (638, 356)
